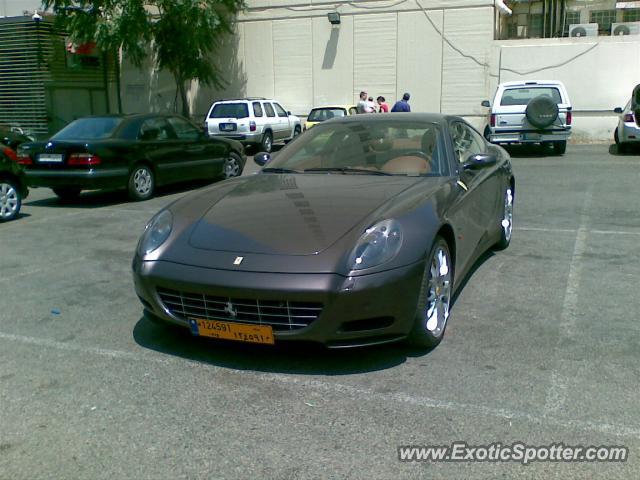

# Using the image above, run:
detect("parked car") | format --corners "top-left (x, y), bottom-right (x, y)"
top-left (304, 105), bottom-right (358, 131)
top-left (133, 113), bottom-right (514, 349)
top-left (18, 114), bottom-right (246, 202)
top-left (482, 80), bottom-right (572, 155)
top-left (0, 142), bottom-right (28, 222)
top-left (613, 84), bottom-right (640, 153)
top-left (1, 125), bottom-right (35, 149)
top-left (205, 98), bottom-right (301, 153)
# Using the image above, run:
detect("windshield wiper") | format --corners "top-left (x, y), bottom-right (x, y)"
top-left (261, 167), bottom-right (300, 173)
top-left (303, 167), bottom-right (392, 176)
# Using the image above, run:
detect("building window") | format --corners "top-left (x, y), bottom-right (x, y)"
top-left (529, 14), bottom-right (544, 38)
top-left (590, 9), bottom-right (616, 35)
top-left (623, 8), bottom-right (640, 22)
top-left (564, 10), bottom-right (581, 36)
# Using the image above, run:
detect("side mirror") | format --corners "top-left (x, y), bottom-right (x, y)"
top-left (463, 153), bottom-right (497, 170)
top-left (287, 111), bottom-right (292, 116)
top-left (254, 152), bottom-right (271, 166)
top-left (481, 100), bottom-right (491, 108)
top-left (614, 107), bottom-right (623, 114)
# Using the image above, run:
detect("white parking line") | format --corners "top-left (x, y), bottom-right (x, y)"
top-left (516, 226), bottom-right (640, 236)
top-left (544, 190), bottom-right (591, 416)
top-left (1, 329), bottom-right (639, 440)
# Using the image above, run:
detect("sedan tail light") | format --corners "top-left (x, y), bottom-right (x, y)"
top-left (490, 114), bottom-right (496, 127)
top-left (566, 111), bottom-right (572, 125)
top-left (624, 112), bottom-right (634, 123)
top-left (2, 146), bottom-right (18, 162)
top-left (249, 121), bottom-right (256, 132)
top-left (68, 153), bottom-right (101, 166)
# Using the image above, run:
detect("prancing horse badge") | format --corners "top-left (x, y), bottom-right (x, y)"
top-left (233, 256), bottom-right (244, 265)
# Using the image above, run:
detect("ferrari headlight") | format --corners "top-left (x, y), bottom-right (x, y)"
top-left (348, 219), bottom-right (403, 270)
top-left (138, 210), bottom-right (173, 256)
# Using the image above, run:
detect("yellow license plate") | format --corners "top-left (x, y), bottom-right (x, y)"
top-left (188, 318), bottom-right (274, 345)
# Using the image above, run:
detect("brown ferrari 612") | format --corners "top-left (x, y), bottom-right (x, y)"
top-left (133, 113), bottom-right (514, 349)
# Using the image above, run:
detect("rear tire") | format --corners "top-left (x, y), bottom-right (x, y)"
top-left (553, 140), bottom-right (567, 155)
top-left (128, 164), bottom-right (155, 201)
top-left (0, 179), bottom-right (22, 222)
top-left (53, 187), bottom-right (81, 201)
top-left (615, 129), bottom-right (629, 153)
top-left (221, 152), bottom-right (243, 179)
top-left (261, 131), bottom-right (273, 153)
top-left (406, 237), bottom-right (453, 349)
top-left (494, 185), bottom-right (514, 250)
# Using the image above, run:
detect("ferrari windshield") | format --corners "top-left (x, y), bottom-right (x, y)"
top-left (266, 121), bottom-right (445, 176)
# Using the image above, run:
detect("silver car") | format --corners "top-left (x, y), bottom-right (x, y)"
top-left (614, 98), bottom-right (640, 154)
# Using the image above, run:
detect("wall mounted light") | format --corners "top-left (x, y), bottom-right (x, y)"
top-left (327, 12), bottom-right (340, 25)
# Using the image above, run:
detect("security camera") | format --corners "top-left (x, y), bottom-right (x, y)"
top-left (32, 10), bottom-right (43, 22)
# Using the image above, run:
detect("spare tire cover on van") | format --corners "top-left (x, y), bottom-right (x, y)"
top-left (525, 95), bottom-right (559, 129)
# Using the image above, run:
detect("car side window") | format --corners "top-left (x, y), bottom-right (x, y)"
top-left (450, 122), bottom-right (485, 165)
top-left (264, 103), bottom-right (276, 118)
top-left (253, 102), bottom-right (263, 117)
top-left (167, 117), bottom-right (200, 141)
top-left (274, 103), bottom-right (288, 118)
top-left (138, 118), bottom-right (173, 141)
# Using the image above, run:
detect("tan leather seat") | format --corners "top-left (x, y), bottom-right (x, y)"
top-left (381, 156), bottom-right (431, 175)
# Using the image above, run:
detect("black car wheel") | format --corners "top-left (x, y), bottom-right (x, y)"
top-left (553, 140), bottom-right (567, 155)
top-left (0, 179), bottom-right (21, 222)
top-left (222, 152), bottom-right (243, 179)
top-left (407, 236), bottom-right (453, 349)
top-left (261, 131), bottom-right (273, 153)
top-left (494, 186), bottom-right (514, 250)
top-left (53, 187), bottom-right (81, 201)
top-left (128, 164), bottom-right (155, 201)
top-left (614, 129), bottom-right (629, 153)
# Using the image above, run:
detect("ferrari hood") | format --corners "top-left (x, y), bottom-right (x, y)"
top-left (188, 173), bottom-right (420, 256)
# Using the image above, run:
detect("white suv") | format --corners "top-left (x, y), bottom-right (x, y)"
top-left (482, 80), bottom-right (572, 155)
top-left (205, 98), bottom-right (302, 153)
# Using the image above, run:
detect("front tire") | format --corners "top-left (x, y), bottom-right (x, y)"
top-left (494, 186), bottom-right (514, 250)
top-left (0, 179), bottom-right (22, 222)
top-left (406, 237), bottom-right (453, 349)
top-left (128, 164), bottom-right (155, 201)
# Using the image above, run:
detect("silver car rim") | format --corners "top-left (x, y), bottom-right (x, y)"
top-left (133, 168), bottom-right (152, 195)
top-left (0, 182), bottom-right (19, 219)
top-left (223, 156), bottom-right (240, 178)
top-left (263, 135), bottom-right (272, 152)
top-left (501, 188), bottom-right (513, 242)
top-left (425, 246), bottom-right (451, 337)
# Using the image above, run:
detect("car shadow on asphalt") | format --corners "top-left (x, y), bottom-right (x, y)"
top-left (502, 144), bottom-right (556, 158)
top-left (24, 179), bottom-right (219, 209)
top-left (608, 144), bottom-right (640, 156)
top-left (132, 315), bottom-right (433, 375)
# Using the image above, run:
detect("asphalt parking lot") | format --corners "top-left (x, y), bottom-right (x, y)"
top-left (1, 144), bottom-right (639, 479)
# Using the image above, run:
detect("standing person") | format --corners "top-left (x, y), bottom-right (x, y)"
top-left (377, 96), bottom-right (389, 113)
top-left (391, 92), bottom-right (411, 112)
top-left (357, 91), bottom-right (369, 114)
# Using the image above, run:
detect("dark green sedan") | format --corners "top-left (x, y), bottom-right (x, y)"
top-left (18, 113), bottom-right (246, 201)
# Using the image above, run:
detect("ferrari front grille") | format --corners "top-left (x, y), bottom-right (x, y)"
top-left (156, 287), bottom-right (322, 331)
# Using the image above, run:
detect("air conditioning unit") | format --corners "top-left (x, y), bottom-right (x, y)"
top-left (569, 23), bottom-right (599, 37)
top-left (611, 22), bottom-right (640, 36)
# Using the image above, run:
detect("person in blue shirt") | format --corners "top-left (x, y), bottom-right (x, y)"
top-left (391, 92), bottom-right (411, 112)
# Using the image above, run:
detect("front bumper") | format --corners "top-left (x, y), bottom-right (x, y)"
top-left (490, 128), bottom-right (571, 144)
top-left (132, 256), bottom-right (425, 348)
top-left (24, 168), bottom-right (128, 189)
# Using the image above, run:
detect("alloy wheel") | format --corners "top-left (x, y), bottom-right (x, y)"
top-left (424, 245), bottom-right (452, 337)
top-left (0, 182), bottom-right (19, 220)
top-left (133, 168), bottom-right (152, 196)
top-left (502, 188), bottom-right (513, 243)
top-left (223, 156), bottom-right (241, 179)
